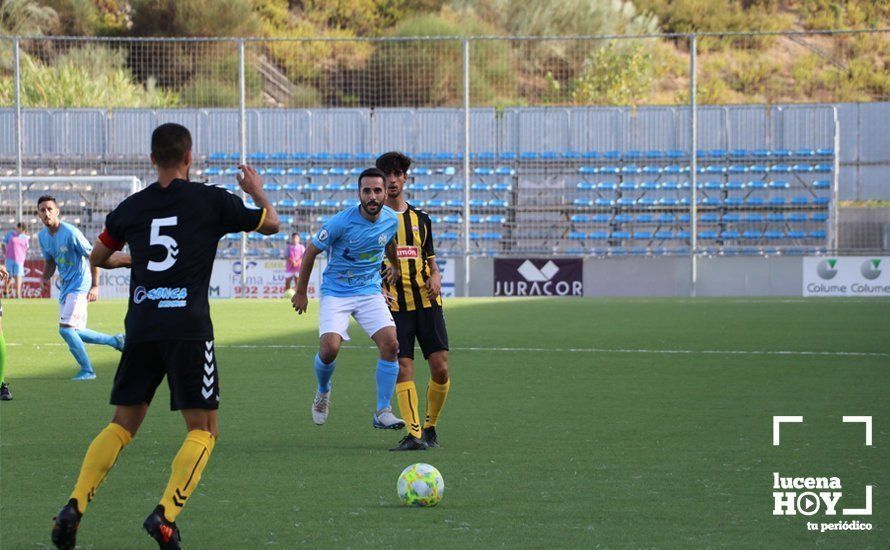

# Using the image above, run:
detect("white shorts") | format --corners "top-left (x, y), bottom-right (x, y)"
top-left (318, 294), bottom-right (395, 341)
top-left (59, 292), bottom-right (89, 330)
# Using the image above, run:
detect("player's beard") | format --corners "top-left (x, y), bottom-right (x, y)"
top-left (361, 199), bottom-right (381, 217)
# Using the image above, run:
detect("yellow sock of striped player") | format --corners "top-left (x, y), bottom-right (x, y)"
top-left (159, 430), bottom-right (215, 522)
top-left (423, 379), bottom-right (451, 428)
top-left (70, 423), bottom-right (132, 514)
top-left (396, 381), bottom-right (422, 439)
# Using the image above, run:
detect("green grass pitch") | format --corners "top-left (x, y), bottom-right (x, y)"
top-left (1, 297), bottom-right (888, 548)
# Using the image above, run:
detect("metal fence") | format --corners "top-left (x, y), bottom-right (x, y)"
top-left (1, 31), bottom-right (888, 293)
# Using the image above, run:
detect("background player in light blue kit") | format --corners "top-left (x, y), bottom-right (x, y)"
top-left (38, 196), bottom-right (129, 380)
top-left (292, 167), bottom-right (405, 430)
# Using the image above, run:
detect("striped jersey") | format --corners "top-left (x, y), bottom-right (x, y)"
top-left (382, 204), bottom-right (442, 312)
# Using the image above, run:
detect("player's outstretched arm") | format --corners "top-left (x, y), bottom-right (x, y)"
top-left (237, 164), bottom-right (280, 235)
top-left (292, 243), bottom-right (321, 314)
top-left (90, 241), bottom-right (132, 270)
top-left (42, 257), bottom-right (56, 280)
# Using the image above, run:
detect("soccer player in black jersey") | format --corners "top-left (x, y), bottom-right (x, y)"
top-left (51, 123), bottom-right (280, 549)
top-left (376, 152), bottom-right (451, 452)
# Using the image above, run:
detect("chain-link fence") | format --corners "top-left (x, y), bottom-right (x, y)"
top-left (1, 31), bottom-right (888, 275)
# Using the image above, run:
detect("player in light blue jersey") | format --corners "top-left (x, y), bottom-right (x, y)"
top-left (292, 168), bottom-right (406, 431)
top-left (38, 195), bottom-right (128, 380)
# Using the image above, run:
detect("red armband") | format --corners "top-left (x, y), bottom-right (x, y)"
top-left (98, 229), bottom-right (124, 251)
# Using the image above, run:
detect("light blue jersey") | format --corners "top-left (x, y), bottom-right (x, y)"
top-left (38, 222), bottom-right (93, 302)
top-left (313, 205), bottom-right (398, 297)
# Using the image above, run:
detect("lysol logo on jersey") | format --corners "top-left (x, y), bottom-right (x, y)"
top-left (494, 259), bottom-right (583, 297)
top-left (396, 246), bottom-right (419, 259)
top-left (133, 286), bottom-right (188, 308)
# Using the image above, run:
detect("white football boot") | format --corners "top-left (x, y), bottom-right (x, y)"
top-left (312, 390), bottom-right (331, 425)
top-left (373, 407), bottom-right (405, 430)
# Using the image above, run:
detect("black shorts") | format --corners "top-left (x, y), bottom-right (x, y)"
top-left (110, 340), bottom-right (220, 411)
top-left (393, 305), bottom-right (449, 360)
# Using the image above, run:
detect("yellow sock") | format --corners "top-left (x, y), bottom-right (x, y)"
top-left (70, 423), bottom-right (132, 514)
top-left (159, 430), bottom-right (215, 522)
top-left (424, 379), bottom-right (451, 428)
top-left (396, 381), bottom-right (422, 439)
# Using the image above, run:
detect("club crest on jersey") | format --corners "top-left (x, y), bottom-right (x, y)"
top-left (378, 234), bottom-right (388, 246)
top-left (318, 229), bottom-right (328, 241)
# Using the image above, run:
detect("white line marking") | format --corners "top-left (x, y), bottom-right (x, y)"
top-left (773, 416), bottom-right (804, 446)
top-left (842, 416), bottom-right (873, 446)
top-left (9, 342), bottom-right (889, 357)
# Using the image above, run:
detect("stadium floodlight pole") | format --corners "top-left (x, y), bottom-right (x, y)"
top-left (462, 38), bottom-right (471, 298)
top-left (14, 37), bottom-right (23, 223)
top-left (238, 39), bottom-right (248, 298)
top-left (689, 34), bottom-right (698, 298)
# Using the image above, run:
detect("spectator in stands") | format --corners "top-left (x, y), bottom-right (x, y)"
top-left (284, 232), bottom-right (305, 294)
top-left (3, 223), bottom-right (29, 299)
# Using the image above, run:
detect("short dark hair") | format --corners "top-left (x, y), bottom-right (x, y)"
top-left (376, 151), bottom-right (412, 175)
top-left (151, 123), bottom-right (192, 168)
top-left (16, 222), bottom-right (26, 231)
top-left (358, 167), bottom-right (387, 188)
top-left (37, 195), bottom-right (57, 207)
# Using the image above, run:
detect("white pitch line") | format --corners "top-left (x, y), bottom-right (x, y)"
top-left (7, 342), bottom-right (889, 358)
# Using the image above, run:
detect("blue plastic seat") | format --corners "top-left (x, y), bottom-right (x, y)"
top-left (769, 181), bottom-right (789, 190)
top-left (810, 230), bottom-right (827, 239)
top-left (813, 180), bottom-right (831, 189)
top-left (303, 183), bottom-right (323, 192)
top-left (642, 166), bottom-right (662, 175)
top-left (446, 199), bottom-right (464, 208)
top-left (767, 212), bottom-right (785, 222)
top-left (482, 232), bottom-right (502, 241)
top-left (637, 198), bottom-right (656, 207)
top-left (412, 167), bottom-right (434, 176)
top-left (327, 167), bottom-right (348, 176)
top-left (749, 165), bottom-right (769, 174)
top-left (591, 214), bottom-right (611, 223)
top-left (634, 231), bottom-right (653, 240)
top-left (426, 199), bottom-right (445, 208)
top-left (320, 199), bottom-right (340, 208)
top-left (787, 230), bottom-right (807, 239)
top-left (429, 182), bottom-right (449, 192)
top-left (474, 183), bottom-right (493, 191)
top-left (746, 197), bottom-right (766, 206)
top-left (571, 214), bottom-right (589, 223)
top-left (700, 213), bottom-right (719, 223)
top-left (728, 165), bottom-right (749, 174)
top-left (814, 164), bottom-right (833, 172)
top-left (474, 167), bottom-right (495, 176)
top-left (742, 230), bottom-right (761, 240)
top-left (752, 149), bottom-right (771, 157)
top-left (589, 231), bottom-right (609, 240)
top-left (657, 213), bottom-right (676, 223)
top-left (744, 213), bottom-right (763, 222)
top-left (769, 197), bottom-right (787, 206)
top-left (277, 199), bottom-right (298, 208)
top-left (578, 166), bottom-right (598, 175)
top-left (721, 230), bottom-right (741, 239)
top-left (300, 199), bottom-right (318, 208)
top-left (619, 182), bottom-right (636, 191)
top-left (764, 230), bottom-right (784, 239)
top-left (725, 181), bottom-right (745, 191)
top-left (703, 181), bottom-right (722, 190)
top-left (287, 167), bottom-right (306, 176)
top-left (811, 212), bottom-right (829, 222)
top-left (582, 151), bottom-right (599, 160)
top-left (600, 166), bottom-right (620, 175)
top-left (622, 165), bottom-right (642, 175)
top-left (658, 197), bottom-right (678, 206)
top-left (597, 181), bottom-right (618, 191)
top-left (640, 181), bottom-right (659, 191)
top-left (725, 197), bottom-right (744, 206)
top-left (793, 164), bottom-right (814, 173)
top-left (791, 197), bottom-right (809, 206)
top-left (654, 230), bottom-right (674, 240)
top-left (495, 167), bottom-right (514, 176)
top-left (677, 231), bottom-right (691, 240)
top-left (611, 231), bottom-right (631, 240)
top-left (576, 182), bottom-right (596, 191)
top-left (723, 213), bottom-right (741, 223)
top-left (439, 232), bottom-right (459, 241)
top-left (568, 231), bottom-right (586, 240)
top-left (204, 167), bottom-right (222, 176)
top-left (492, 183), bottom-right (512, 192)
top-left (794, 149), bottom-right (816, 157)
top-left (729, 149), bottom-right (748, 158)
top-left (812, 197), bottom-right (830, 205)
top-left (489, 199), bottom-right (509, 208)
top-left (699, 231), bottom-right (718, 239)
top-left (667, 150), bottom-right (686, 159)
top-left (615, 213), bottom-right (633, 223)
top-left (617, 198), bottom-right (636, 207)
top-left (636, 214), bottom-right (654, 223)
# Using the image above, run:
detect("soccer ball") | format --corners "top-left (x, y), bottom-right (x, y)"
top-left (284, 288), bottom-right (296, 299)
top-left (397, 463), bottom-right (444, 507)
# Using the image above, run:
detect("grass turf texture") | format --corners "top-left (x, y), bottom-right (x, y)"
top-left (1, 298), bottom-right (888, 548)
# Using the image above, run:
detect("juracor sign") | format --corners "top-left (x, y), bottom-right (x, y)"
top-left (494, 259), bottom-right (583, 297)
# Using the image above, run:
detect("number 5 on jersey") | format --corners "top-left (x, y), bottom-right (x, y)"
top-left (148, 216), bottom-right (179, 272)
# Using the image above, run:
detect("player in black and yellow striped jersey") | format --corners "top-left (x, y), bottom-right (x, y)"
top-left (377, 152), bottom-right (451, 452)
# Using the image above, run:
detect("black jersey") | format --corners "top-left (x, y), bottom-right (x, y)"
top-left (99, 179), bottom-right (264, 343)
